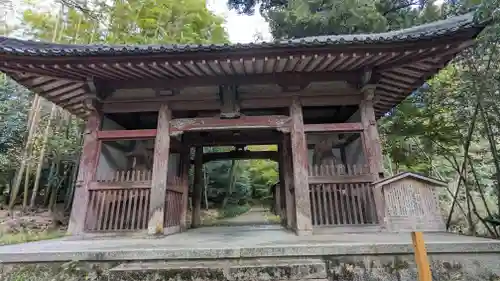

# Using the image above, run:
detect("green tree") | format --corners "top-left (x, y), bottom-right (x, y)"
top-left (227, 0), bottom-right (445, 39)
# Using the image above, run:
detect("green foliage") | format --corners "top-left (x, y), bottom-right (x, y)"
top-left (0, 77), bottom-right (31, 175)
top-left (228, 0), bottom-right (445, 39)
top-left (21, 0), bottom-right (228, 45)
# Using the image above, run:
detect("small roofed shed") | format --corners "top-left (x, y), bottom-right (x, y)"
top-left (0, 12), bottom-right (488, 119)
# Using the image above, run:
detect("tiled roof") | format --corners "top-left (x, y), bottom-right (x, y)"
top-left (0, 12), bottom-right (479, 57)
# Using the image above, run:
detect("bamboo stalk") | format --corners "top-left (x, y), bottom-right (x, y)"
top-left (30, 104), bottom-right (57, 209)
top-left (8, 96), bottom-right (42, 213)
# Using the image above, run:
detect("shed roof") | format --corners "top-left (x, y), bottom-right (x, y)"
top-left (373, 172), bottom-right (448, 188)
top-left (0, 12), bottom-right (487, 118)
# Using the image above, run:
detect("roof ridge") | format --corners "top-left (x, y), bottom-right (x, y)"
top-left (0, 11), bottom-right (483, 55)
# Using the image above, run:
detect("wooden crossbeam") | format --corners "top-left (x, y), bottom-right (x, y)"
top-left (304, 122), bottom-right (363, 132)
top-left (202, 150), bottom-right (279, 164)
top-left (170, 115), bottom-right (291, 135)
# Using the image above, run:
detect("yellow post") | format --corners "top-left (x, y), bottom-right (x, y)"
top-left (411, 231), bottom-right (432, 281)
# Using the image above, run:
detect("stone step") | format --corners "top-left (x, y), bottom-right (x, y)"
top-left (109, 257), bottom-right (327, 281)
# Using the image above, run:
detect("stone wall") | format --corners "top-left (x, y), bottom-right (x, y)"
top-left (1, 253), bottom-right (499, 281)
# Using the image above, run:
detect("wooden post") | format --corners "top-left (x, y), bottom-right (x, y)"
top-left (67, 109), bottom-right (102, 235)
top-left (192, 146), bottom-right (203, 228)
top-left (277, 141), bottom-right (285, 221)
top-left (180, 145), bottom-right (190, 231)
top-left (289, 97), bottom-right (313, 235)
top-left (148, 104), bottom-right (171, 235)
top-left (411, 231), bottom-right (433, 281)
top-left (360, 86), bottom-right (385, 225)
top-left (283, 135), bottom-right (295, 229)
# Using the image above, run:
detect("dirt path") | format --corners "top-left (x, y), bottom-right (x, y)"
top-left (217, 207), bottom-right (275, 226)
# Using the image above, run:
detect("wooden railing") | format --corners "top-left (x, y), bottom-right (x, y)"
top-left (164, 176), bottom-right (184, 232)
top-left (308, 164), bottom-right (377, 226)
top-left (85, 169), bottom-right (152, 232)
top-left (85, 169), bottom-right (186, 233)
top-left (95, 169), bottom-right (153, 182)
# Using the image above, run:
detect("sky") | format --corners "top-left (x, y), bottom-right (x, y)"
top-left (206, 0), bottom-right (272, 43)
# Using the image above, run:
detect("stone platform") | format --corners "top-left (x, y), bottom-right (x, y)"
top-left (0, 225), bottom-right (499, 263)
top-left (1, 226), bottom-right (500, 280)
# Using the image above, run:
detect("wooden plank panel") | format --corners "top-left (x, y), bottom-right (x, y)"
top-left (137, 189), bottom-right (145, 229)
top-left (317, 185), bottom-right (324, 225)
top-left (332, 184), bottom-right (339, 224)
top-left (326, 184), bottom-right (334, 225)
top-left (131, 189), bottom-right (138, 230)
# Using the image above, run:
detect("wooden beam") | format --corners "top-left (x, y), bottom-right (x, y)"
top-left (185, 131), bottom-right (281, 146)
top-left (68, 109), bottom-right (102, 235)
top-left (192, 146), bottom-right (203, 228)
top-left (97, 129), bottom-right (157, 140)
top-left (282, 135), bottom-right (295, 229)
top-left (308, 174), bottom-right (373, 184)
top-left (102, 95), bottom-right (362, 113)
top-left (170, 115), bottom-right (291, 135)
top-left (360, 88), bottom-right (385, 226)
top-left (289, 97), bottom-right (313, 235)
top-left (304, 122), bottom-right (363, 132)
top-left (148, 104), bottom-right (171, 235)
top-left (179, 145), bottom-right (190, 231)
top-left (107, 71), bottom-right (361, 90)
top-left (202, 150), bottom-right (279, 164)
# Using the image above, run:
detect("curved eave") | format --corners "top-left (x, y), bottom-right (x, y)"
top-left (0, 19), bottom-right (487, 119)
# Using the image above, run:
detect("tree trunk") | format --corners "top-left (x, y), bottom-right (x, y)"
top-left (8, 96), bottom-right (42, 213)
top-left (222, 160), bottom-right (238, 209)
top-left (30, 104), bottom-right (57, 209)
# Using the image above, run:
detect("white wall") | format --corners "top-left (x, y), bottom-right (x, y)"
top-left (345, 136), bottom-right (365, 165)
top-left (96, 116), bottom-right (128, 180)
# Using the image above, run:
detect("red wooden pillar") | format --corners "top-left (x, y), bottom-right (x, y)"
top-left (289, 97), bottom-right (313, 235)
top-left (191, 146), bottom-right (203, 228)
top-left (180, 145), bottom-right (191, 231)
top-left (67, 109), bottom-right (102, 235)
top-left (148, 104), bottom-right (171, 235)
top-left (360, 86), bottom-right (385, 225)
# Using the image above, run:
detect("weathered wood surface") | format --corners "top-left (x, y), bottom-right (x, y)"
top-left (148, 104), bottom-right (171, 235)
top-left (304, 122), bottom-right (363, 132)
top-left (85, 185), bottom-right (151, 232)
top-left (308, 164), bottom-right (377, 226)
top-left (289, 97), bottom-right (313, 234)
top-left (102, 94), bottom-right (362, 113)
top-left (360, 89), bottom-right (383, 178)
top-left (170, 115), bottom-right (291, 135)
top-left (96, 129), bottom-right (157, 140)
top-left (360, 87), bottom-right (384, 225)
top-left (277, 141), bottom-right (286, 225)
top-left (96, 169), bottom-right (153, 182)
top-left (68, 109), bottom-right (102, 235)
top-left (202, 150), bottom-right (279, 164)
top-left (282, 135), bottom-right (295, 230)
top-left (164, 176), bottom-right (183, 232)
top-left (191, 146), bottom-right (203, 228)
top-left (180, 147), bottom-right (190, 230)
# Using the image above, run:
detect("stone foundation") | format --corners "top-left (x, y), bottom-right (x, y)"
top-left (1, 253), bottom-right (499, 281)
